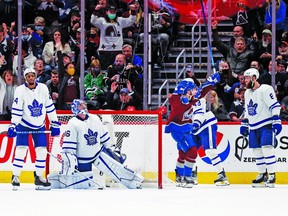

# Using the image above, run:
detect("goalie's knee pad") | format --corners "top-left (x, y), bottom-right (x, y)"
top-left (94, 151), bottom-right (144, 189)
top-left (48, 171), bottom-right (96, 189)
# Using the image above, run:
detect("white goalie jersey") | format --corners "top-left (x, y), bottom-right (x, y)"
top-left (11, 83), bottom-right (58, 129)
top-left (62, 114), bottom-right (112, 164)
top-left (244, 84), bottom-right (281, 130)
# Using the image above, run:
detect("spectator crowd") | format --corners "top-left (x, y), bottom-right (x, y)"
top-left (0, 0), bottom-right (288, 122)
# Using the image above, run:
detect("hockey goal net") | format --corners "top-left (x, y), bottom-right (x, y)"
top-left (47, 110), bottom-right (165, 189)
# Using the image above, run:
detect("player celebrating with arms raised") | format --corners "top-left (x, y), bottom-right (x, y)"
top-left (240, 68), bottom-right (282, 188)
top-left (8, 68), bottom-right (61, 191)
top-left (48, 99), bottom-right (143, 189)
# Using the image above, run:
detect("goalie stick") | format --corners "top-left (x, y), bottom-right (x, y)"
top-left (47, 151), bottom-right (105, 190)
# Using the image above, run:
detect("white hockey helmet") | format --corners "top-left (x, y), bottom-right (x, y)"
top-left (243, 68), bottom-right (259, 80)
top-left (23, 67), bottom-right (37, 79)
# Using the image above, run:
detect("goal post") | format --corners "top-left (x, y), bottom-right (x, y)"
top-left (46, 110), bottom-right (164, 189)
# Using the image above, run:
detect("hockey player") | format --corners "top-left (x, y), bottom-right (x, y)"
top-left (8, 68), bottom-right (61, 191)
top-left (191, 92), bottom-right (229, 186)
top-left (165, 73), bottom-right (220, 188)
top-left (48, 99), bottom-right (143, 189)
top-left (240, 68), bottom-right (282, 188)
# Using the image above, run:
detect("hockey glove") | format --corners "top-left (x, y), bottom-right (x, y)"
top-left (272, 115), bottom-right (282, 135)
top-left (50, 121), bottom-right (61, 137)
top-left (61, 152), bottom-right (78, 176)
top-left (7, 123), bottom-right (17, 138)
top-left (240, 119), bottom-right (249, 137)
top-left (191, 121), bottom-right (201, 134)
top-left (206, 73), bottom-right (220, 87)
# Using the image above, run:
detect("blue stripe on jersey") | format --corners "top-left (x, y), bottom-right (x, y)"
top-left (201, 116), bottom-right (217, 128)
top-left (12, 107), bottom-right (23, 111)
top-left (46, 103), bottom-right (54, 109)
top-left (101, 136), bottom-right (110, 144)
top-left (77, 146), bottom-right (104, 161)
top-left (249, 117), bottom-right (272, 127)
top-left (193, 110), bottom-right (204, 115)
top-left (22, 119), bottom-right (44, 129)
top-left (11, 113), bottom-right (22, 117)
top-left (46, 108), bottom-right (56, 113)
top-left (100, 132), bottom-right (108, 139)
top-left (62, 147), bottom-right (77, 151)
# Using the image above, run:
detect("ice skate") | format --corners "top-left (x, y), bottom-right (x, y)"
top-left (191, 167), bottom-right (198, 185)
top-left (214, 170), bottom-right (229, 186)
top-left (12, 175), bottom-right (20, 191)
top-left (34, 172), bottom-right (51, 190)
top-left (182, 176), bottom-right (194, 188)
top-left (252, 171), bottom-right (268, 188)
top-left (175, 171), bottom-right (184, 187)
top-left (265, 173), bottom-right (275, 188)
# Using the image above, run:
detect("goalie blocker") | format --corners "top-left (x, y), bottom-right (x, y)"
top-left (48, 147), bottom-right (144, 189)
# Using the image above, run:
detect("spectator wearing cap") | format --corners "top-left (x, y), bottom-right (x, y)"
top-left (257, 29), bottom-right (279, 72)
top-left (277, 40), bottom-right (288, 68)
top-left (122, 44), bottom-right (144, 97)
top-left (90, 3), bottom-right (137, 69)
top-left (104, 79), bottom-right (142, 110)
top-left (229, 86), bottom-right (246, 122)
top-left (42, 29), bottom-right (71, 71)
top-left (264, 0), bottom-right (286, 42)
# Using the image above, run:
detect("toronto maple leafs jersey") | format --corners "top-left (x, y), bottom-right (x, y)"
top-left (11, 83), bottom-right (58, 129)
top-left (62, 114), bottom-right (112, 164)
top-left (192, 98), bottom-right (217, 135)
top-left (244, 84), bottom-right (281, 130)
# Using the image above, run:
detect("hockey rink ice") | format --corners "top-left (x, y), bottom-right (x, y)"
top-left (1, 183), bottom-right (287, 216)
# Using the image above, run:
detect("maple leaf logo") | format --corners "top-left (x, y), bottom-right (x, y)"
top-left (28, 99), bottom-right (43, 117)
top-left (84, 129), bottom-right (98, 146)
top-left (247, 99), bottom-right (258, 116)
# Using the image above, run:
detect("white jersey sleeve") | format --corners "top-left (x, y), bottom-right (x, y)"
top-left (192, 98), bottom-right (217, 135)
top-left (62, 114), bottom-right (112, 164)
top-left (11, 83), bottom-right (58, 129)
top-left (244, 84), bottom-right (281, 130)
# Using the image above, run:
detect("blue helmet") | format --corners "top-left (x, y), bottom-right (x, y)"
top-left (174, 78), bottom-right (197, 95)
top-left (71, 99), bottom-right (88, 116)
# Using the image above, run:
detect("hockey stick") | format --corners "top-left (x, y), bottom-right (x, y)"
top-left (1, 130), bottom-right (51, 135)
top-left (47, 151), bottom-right (105, 190)
top-left (200, 0), bottom-right (216, 74)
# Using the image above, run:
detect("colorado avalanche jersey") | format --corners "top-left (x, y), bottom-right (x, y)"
top-left (11, 83), bottom-right (58, 129)
top-left (90, 15), bottom-right (136, 51)
top-left (192, 98), bottom-right (217, 135)
top-left (244, 84), bottom-right (281, 130)
top-left (165, 94), bottom-right (194, 133)
top-left (62, 114), bottom-right (112, 164)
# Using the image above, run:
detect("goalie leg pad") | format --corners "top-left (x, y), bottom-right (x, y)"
top-left (48, 171), bottom-right (96, 189)
top-left (93, 151), bottom-right (144, 189)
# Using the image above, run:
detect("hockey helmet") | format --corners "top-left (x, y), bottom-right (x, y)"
top-left (243, 68), bottom-right (259, 80)
top-left (23, 68), bottom-right (37, 79)
top-left (71, 99), bottom-right (88, 116)
top-left (174, 78), bottom-right (197, 95)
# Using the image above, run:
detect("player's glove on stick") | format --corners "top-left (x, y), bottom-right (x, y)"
top-left (61, 152), bottom-right (78, 175)
top-left (7, 123), bottom-right (17, 138)
top-left (50, 121), bottom-right (61, 137)
top-left (240, 119), bottom-right (249, 137)
top-left (272, 115), bottom-right (282, 135)
top-left (206, 73), bottom-right (220, 86)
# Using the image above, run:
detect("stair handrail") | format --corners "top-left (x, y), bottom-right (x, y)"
top-left (191, 18), bottom-right (201, 72)
top-left (158, 48), bottom-right (187, 108)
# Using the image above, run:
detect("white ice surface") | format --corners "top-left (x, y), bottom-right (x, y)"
top-left (1, 183), bottom-right (287, 216)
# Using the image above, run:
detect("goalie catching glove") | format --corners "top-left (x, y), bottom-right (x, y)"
top-left (61, 152), bottom-right (78, 175)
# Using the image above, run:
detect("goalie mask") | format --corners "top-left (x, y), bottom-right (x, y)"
top-left (71, 99), bottom-right (88, 116)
